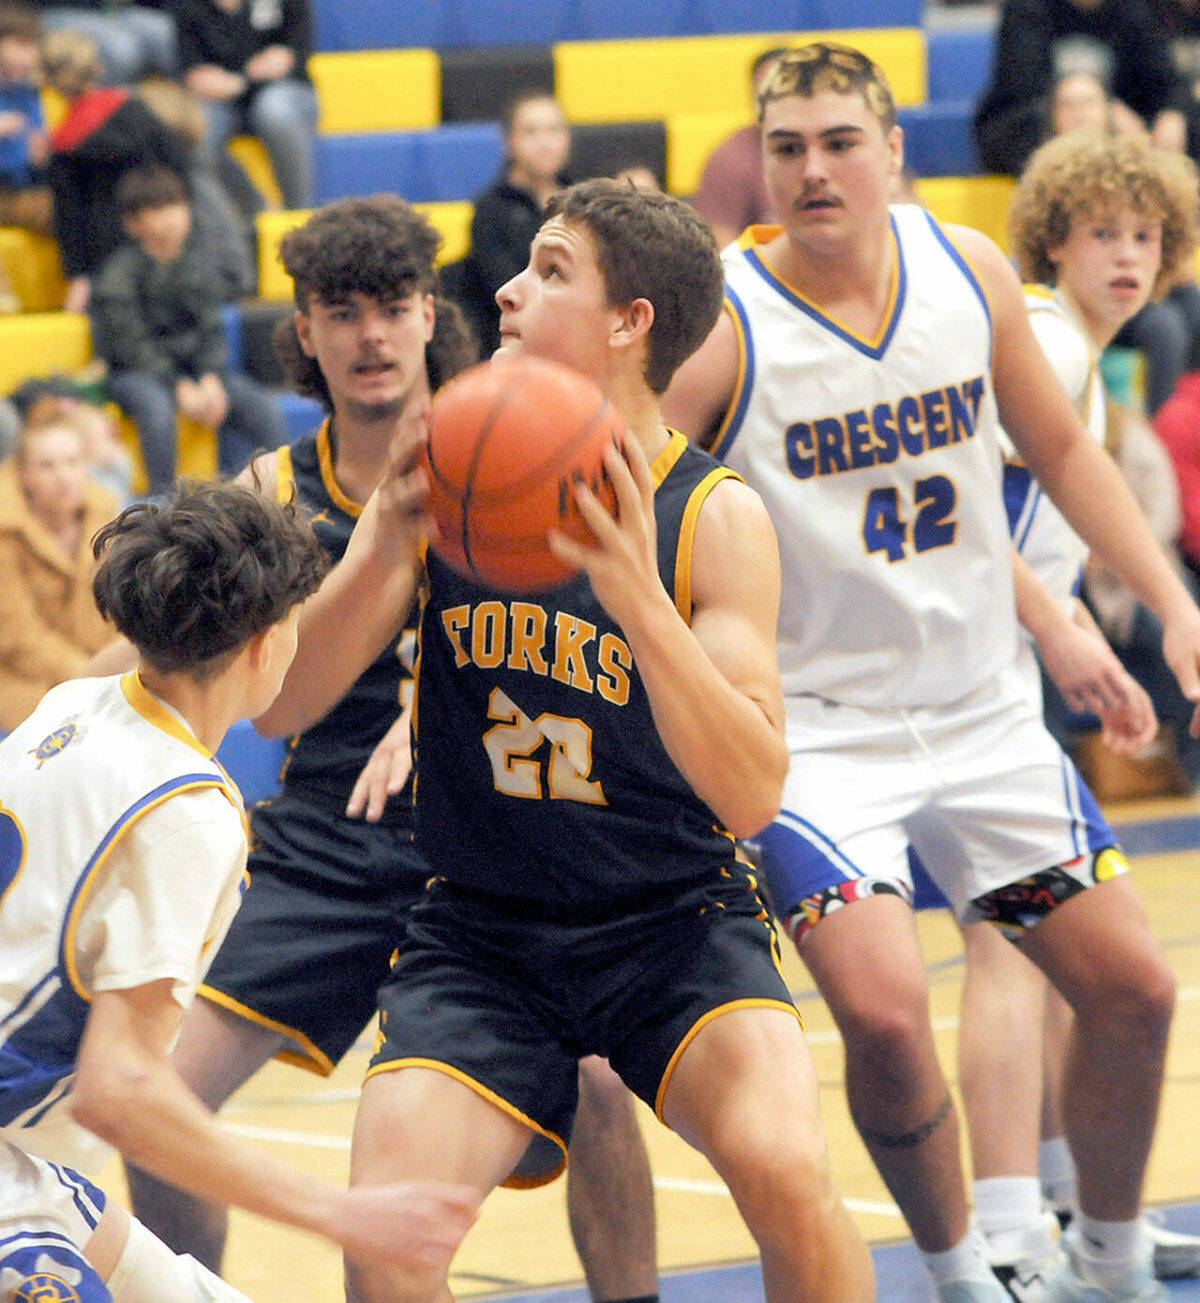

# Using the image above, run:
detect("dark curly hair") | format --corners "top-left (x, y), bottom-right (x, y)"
top-left (92, 481), bottom-right (328, 679)
top-left (545, 179), bottom-right (723, 393)
top-left (271, 196), bottom-right (479, 408)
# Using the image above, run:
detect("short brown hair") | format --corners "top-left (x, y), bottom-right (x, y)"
top-left (0, 3), bottom-right (40, 44)
top-left (1010, 131), bottom-right (1200, 296)
top-left (544, 178), bottom-right (723, 393)
top-left (116, 165), bottom-right (188, 217)
top-left (92, 481), bottom-right (327, 678)
top-left (757, 42), bottom-right (897, 131)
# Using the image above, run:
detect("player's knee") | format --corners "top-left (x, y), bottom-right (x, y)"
top-left (719, 1126), bottom-right (836, 1242)
top-left (834, 972), bottom-right (932, 1065)
top-left (1072, 950), bottom-right (1175, 1043)
top-left (104, 1216), bottom-right (251, 1302)
top-left (0, 1237), bottom-right (113, 1302)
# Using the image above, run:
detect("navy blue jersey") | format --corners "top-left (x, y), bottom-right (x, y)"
top-left (272, 423), bottom-right (416, 829)
top-left (413, 431), bottom-right (744, 912)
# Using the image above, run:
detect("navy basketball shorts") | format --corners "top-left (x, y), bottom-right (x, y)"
top-left (369, 872), bottom-right (800, 1186)
top-left (199, 792), bottom-right (430, 1075)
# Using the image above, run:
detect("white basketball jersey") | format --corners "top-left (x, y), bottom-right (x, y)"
top-left (0, 673), bottom-right (246, 1171)
top-left (1003, 286), bottom-right (1104, 614)
top-left (717, 205), bottom-right (1016, 708)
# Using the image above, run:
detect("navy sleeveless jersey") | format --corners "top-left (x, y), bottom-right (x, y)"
top-left (275, 423), bottom-right (416, 829)
top-left (413, 431), bottom-right (744, 911)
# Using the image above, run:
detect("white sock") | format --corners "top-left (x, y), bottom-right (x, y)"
top-left (973, 1175), bottom-right (1042, 1239)
top-left (1073, 1214), bottom-right (1146, 1288)
top-left (1038, 1136), bottom-right (1077, 1211)
top-left (920, 1222), bottom-right (994, 1285)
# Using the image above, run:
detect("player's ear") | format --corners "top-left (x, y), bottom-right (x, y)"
top-left (611, 297), bottom-right (654, 350)
top-left (421, 292), bottom-right (436, 343)
top-left (294, 308), bottom-right (316, 358)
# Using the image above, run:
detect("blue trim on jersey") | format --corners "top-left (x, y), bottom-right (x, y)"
top-left (922, 210), bottom-right (992, 355)
top-left (55, 772), bottom-right (223, 972)
top-left (741, 213), bottom-right (908, 361)
top-left (1002, 462), bottom-right (1035, 540)
top-left (22, 1076), bottom-right (73, 1129)
top-left (717, 284), bottom-right (755, 459)
top-left (0, 971), bottom-right (53, 1035)
top-left (1071, 567), bottom-right (1084, 598)
top-left (757, 812), bottom-right (865, 917)
top-left (47, 1161), bottom-right (106, 1229)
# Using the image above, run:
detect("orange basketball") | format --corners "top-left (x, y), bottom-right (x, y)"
top-left (422, 356), bottom-right (622, 591)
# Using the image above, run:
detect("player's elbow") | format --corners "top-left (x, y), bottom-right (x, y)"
top-left (69, 1060), bottom-right (147, 1146)
top-left (718, 741), bottom-right (787, 840)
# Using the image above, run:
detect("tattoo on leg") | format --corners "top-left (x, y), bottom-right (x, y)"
top-left (857, 1092), bottom-right (952, 1150)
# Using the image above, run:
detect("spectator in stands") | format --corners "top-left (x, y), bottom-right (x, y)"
top-left (138, 75), bottom-right (257, 300)
top-left (1049, 68), bottom-right (1112, 136)
top-left (176, 0), bottom-right (318, 211)
top-left (1151, 0), bottom-right (1200, 156)
top-left (90, 165), bottom-right (285, 496)
top-left (21, 385), bottom-right (133, 501)
top-left (0, 408), bottom-right (118, 730)
top-left (1153, 337), bottom-right (1200, 582)
top-left (690, 46), bottom-right (786, 249)
top-left (29, 0), bottom-right (174, 84)
top-left (460, 91), bottom-right (572, 354)
top-left (42, 29), bottom-right (190, 312)
top-left (974, 0), bottom-right (1187, 178)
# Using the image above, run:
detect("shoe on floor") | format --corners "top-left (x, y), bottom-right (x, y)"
top-left (1051, 1204), bottom-right (1200, 1281)
top-left (1044, 1227), bottom-right (1167, 1302)
top-left (988, 1216), bottom-right (1064, 1302)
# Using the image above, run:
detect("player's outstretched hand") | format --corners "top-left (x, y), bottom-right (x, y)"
top-left (1036, 611), bottom-right (1131, 717)
top-left (1096, 672), bottom-right (1158, 757)
top-left (548, 433), bottom-right (665, 627)
top-left (1161, 606), bottom-right (1200, 736)
top-left (328, 1180), bottom-right (479, 1272)
top-left (346, 706), bottom-right (412, 821)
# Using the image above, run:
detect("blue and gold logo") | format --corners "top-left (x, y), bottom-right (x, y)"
top-left (12, 1271), bottom-right (83, 1301)
top-left (28, 718), bottom-right (83, 769)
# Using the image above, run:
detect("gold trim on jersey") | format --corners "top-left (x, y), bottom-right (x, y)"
top-left (653, 997), bottom-right (801, 1122)
top-left (121, 671), bottom-right (213, 760)
top-left (275, 443), bottom-right (295, 505)
top-left (197, 985), bottom-right (335, 1076)
top-left (710, 299), bottom-right (747, 456)
top-left (362, 1056), bottom-right (568, 1187)
top-left (737, 223), bottom-right (901, 352)
top-left (62, 779), bottom-right (233, 999)
top-left (648, 429), bottom-right (688, 487)
top-left (316, 421), bottom-right (364, 519)
top-left (673, 466), bottom-right (743, 625)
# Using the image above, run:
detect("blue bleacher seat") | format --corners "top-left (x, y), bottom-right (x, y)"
top-left (897, 101), bottom-right (981, 177)
top-left (314, 0), bottom-right (443, 50)
top-left (314, 133), bottom-right (423, 204)
top-left (573, 0), bottom-right (691, 38)
top-left (414, 123), bottom-right (504, 202)
top-left (215, 717), bottom-right (286, 806)
top-left (807, 0), bottom-right (921, 25)
top-left (220, 303), bottom-right (242, 375)
top-left (439, 0), bottom-right (573, 47)
top-left (925, 27), bottom-right (995, 104)
top-left (277, 392), bottom-right (326, 442)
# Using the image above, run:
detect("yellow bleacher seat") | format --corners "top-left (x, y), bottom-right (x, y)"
top-left (0, 311), bottom-right (91, 393)
top-left (914, 175), bottom-right (1016, 252)
top-left (310, 50), bottom-right (440, 134)
top-left (256, 202), bottom-right (473, 302)
top-left (555, 27), bottom-right (925, 125)
top-left (665, 108), bottom-right (747, 198)
top-left (114, 410), bottom-right (216, 493)
top-left (228, 136), bottom-right (283, 209)
top-left (0, 228), bottom-right (65, 313)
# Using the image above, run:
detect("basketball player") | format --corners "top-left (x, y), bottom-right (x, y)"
top-left (952, 130), bottom-right (1200, 1296)
top-left (84, 196), bottom-right (660, 1303)
top-left (0, 481), bottom-right (480, 1302)
top-left (661, 44), bottom-right (1200, 1302)
top-left (259, 178), bottom-right (874, 1303)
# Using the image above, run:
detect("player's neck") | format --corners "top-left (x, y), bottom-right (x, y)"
top-left (608, 371), bottom-right (672, 462)
top-left (770, 214), bottom-right (894, 318)
top-left (1054, 281), bottom-right (1120, 354)
top-left (136, 664), bottom-right (244, 756)
top-left (331, 380), bottom-right (430, 500)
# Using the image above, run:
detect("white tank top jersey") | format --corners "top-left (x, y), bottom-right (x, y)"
top-left (0, 673), bottom-right (247, 1172)
top-left (1003, 285), bottom-right (1105, 617)
top-left (716, 204), bottom-right (1017, 709)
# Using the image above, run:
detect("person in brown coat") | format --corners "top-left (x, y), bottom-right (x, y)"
top-left (0, 409), bottom-right (118, 729)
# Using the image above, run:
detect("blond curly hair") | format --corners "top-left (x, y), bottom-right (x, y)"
top-left (1009, 131), bottom-right (1199, 298)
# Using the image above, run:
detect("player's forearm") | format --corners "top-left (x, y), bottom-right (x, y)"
top-left (255, 542), bottom-right (418, 737)
top-left (623, 595), bottom-right (787, 837)
top-left (1031, 437), bottom-right (1194, 627)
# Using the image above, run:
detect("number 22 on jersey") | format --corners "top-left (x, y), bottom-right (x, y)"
top-left (483, 687), bottom-right (608, 805)
top-left (862, 474), bottom-right (958, 563)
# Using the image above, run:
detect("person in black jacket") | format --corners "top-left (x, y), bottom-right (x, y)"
top-left (973, 0), bottom-right (1188, 177)
top-left (177, 0), bottom-right (317, 209)
top-left (458, 91), bottom-right (571, 355)
top-left (42, 29), bottom-right (190, 313)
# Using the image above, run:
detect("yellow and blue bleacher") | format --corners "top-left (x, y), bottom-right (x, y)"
top-left (0, 0), bottom-right (1014, 497)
